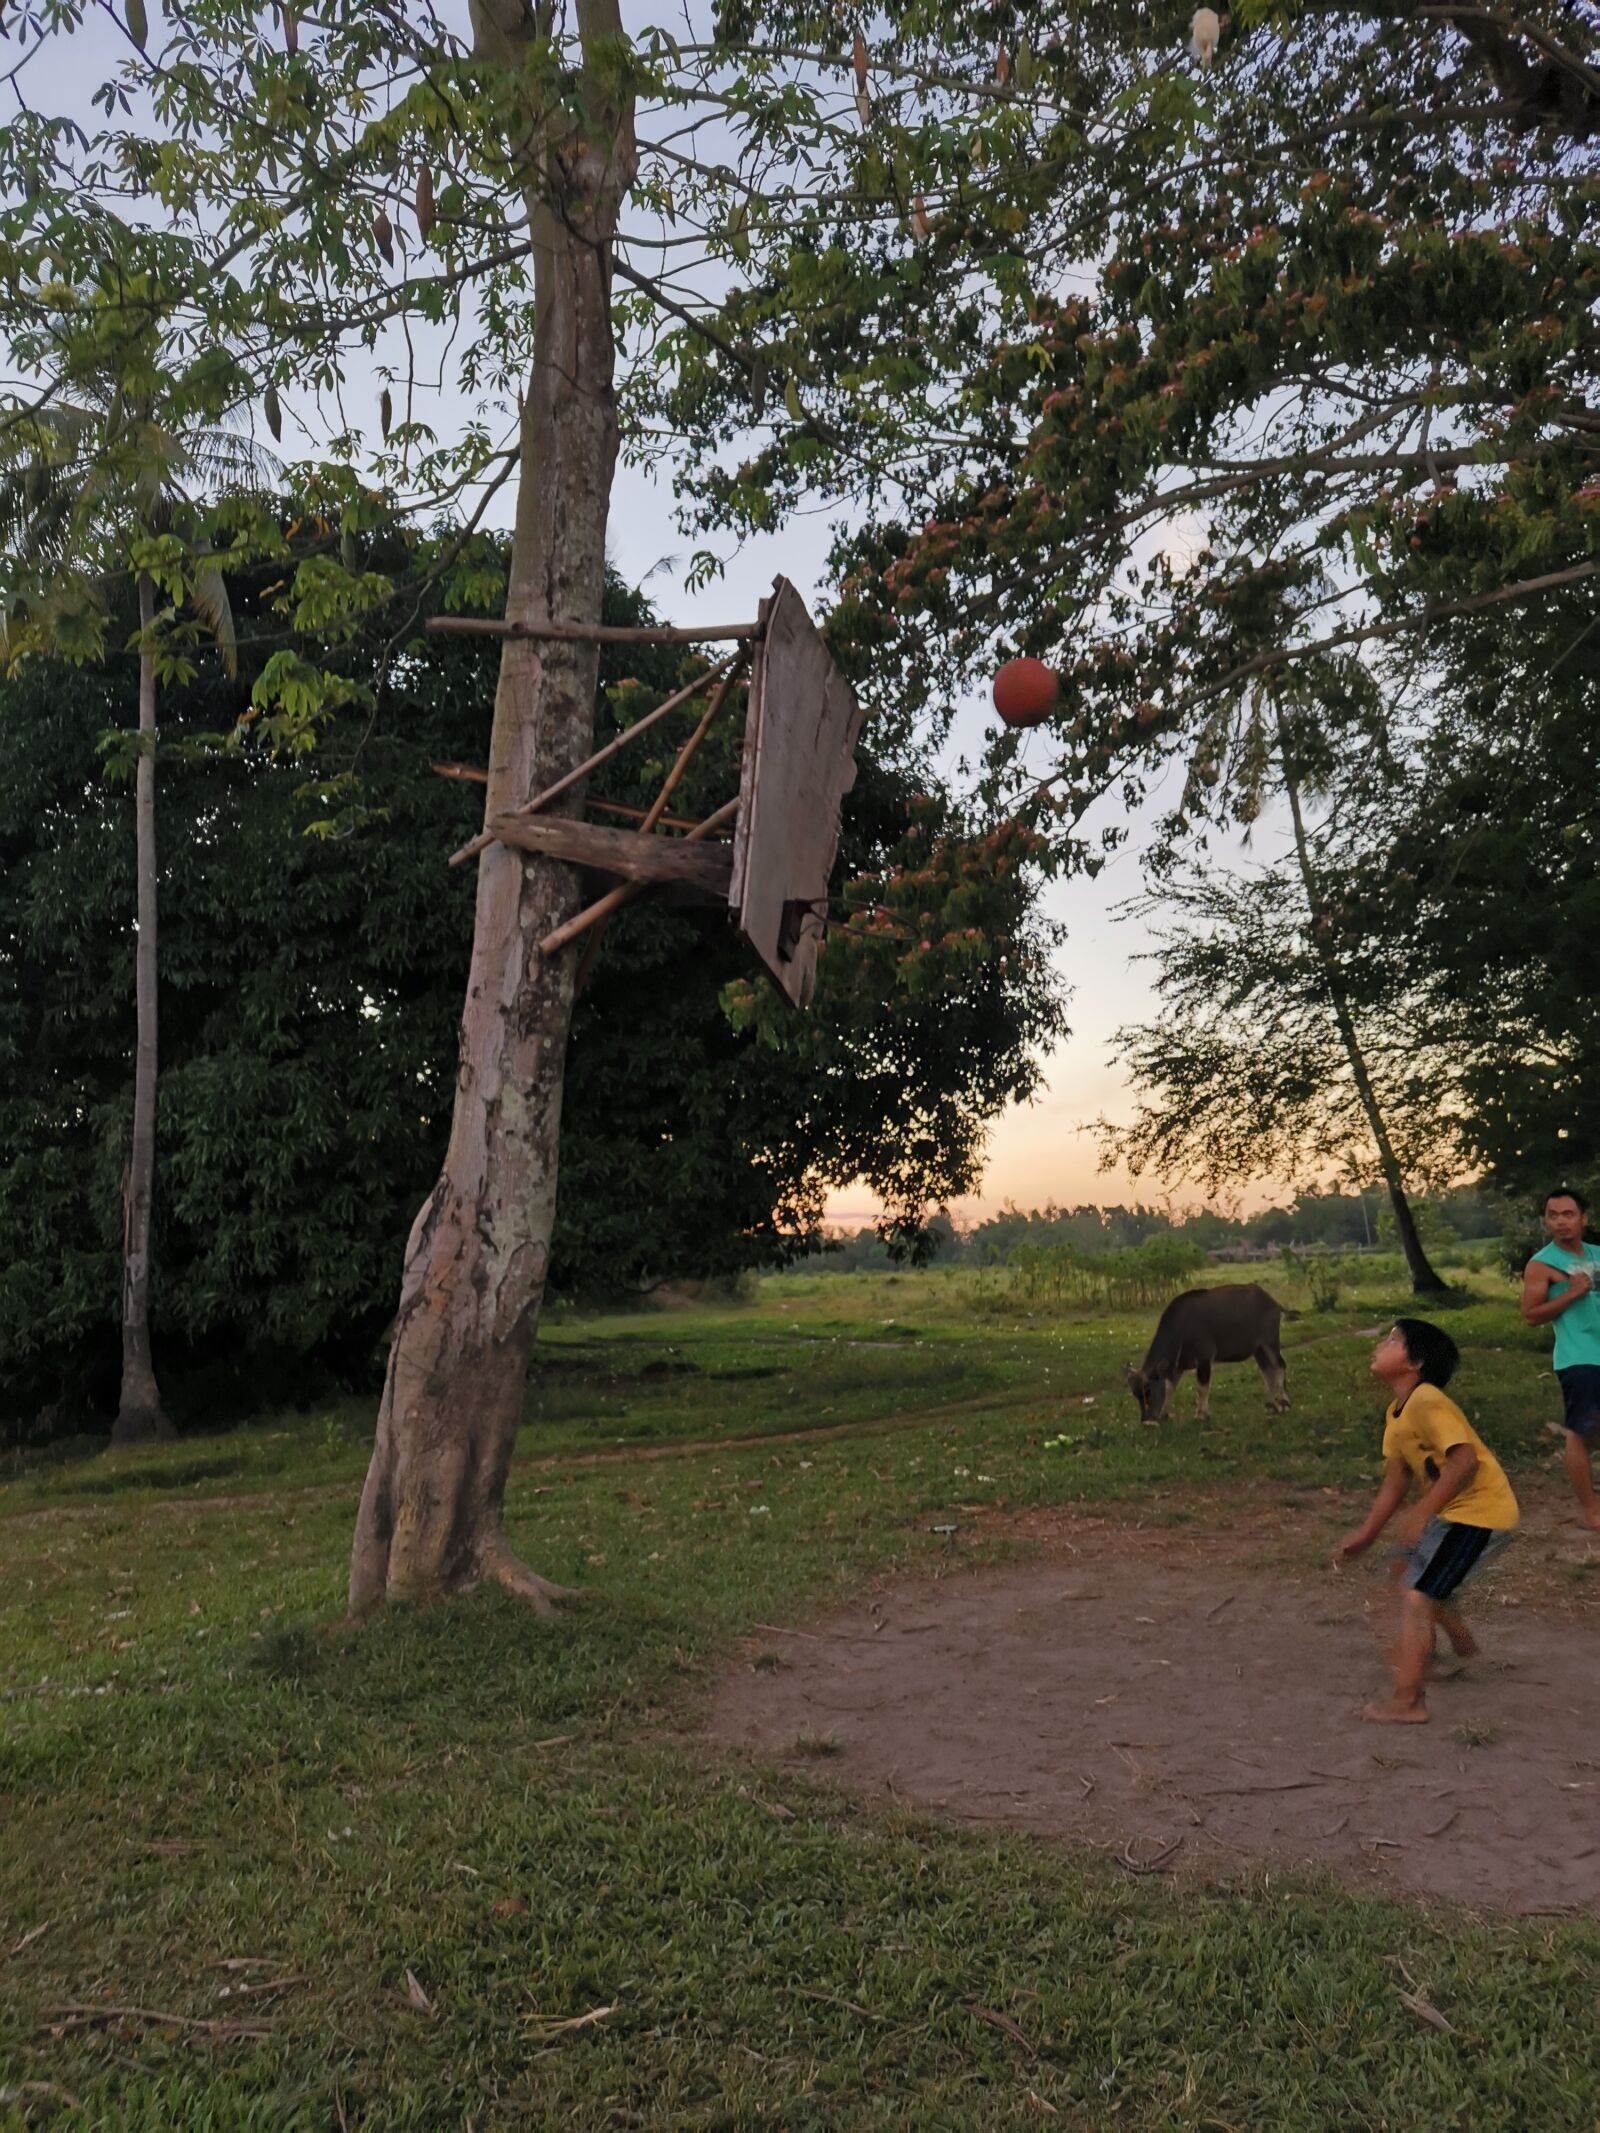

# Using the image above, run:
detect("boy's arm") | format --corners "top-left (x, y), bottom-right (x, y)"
top-left (1334, 1457), bottom-right (1411, 1563)
top-left (1523, 1255), bottom-right (1591, 1325)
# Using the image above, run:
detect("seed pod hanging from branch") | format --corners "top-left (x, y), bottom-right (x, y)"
top-left (415, 164), bottom-right (436, 243)
top-left (1190, 8), bottom-right (1222, 65)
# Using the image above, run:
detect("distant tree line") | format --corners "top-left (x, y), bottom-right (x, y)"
top-left (803, 1187), bottom-right (1506, 1273)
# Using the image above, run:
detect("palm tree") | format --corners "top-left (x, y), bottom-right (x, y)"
top-left (1, 375), bottom-right (266, 1441)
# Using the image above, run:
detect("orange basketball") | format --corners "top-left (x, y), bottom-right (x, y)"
top-left (993, 657), bottom-right (1059, 728)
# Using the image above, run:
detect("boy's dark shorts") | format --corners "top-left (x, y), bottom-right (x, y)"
top-left (1558, 1365), bottom-right (1600, 1439)
top-left (1402, 1517), bottom-right (1515, 1602)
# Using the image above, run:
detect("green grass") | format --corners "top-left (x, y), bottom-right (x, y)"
top-left (2, 1267), bottom-right (1592, 2128)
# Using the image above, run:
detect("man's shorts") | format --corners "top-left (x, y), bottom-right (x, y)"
top-left (1558, 1365), bottom-right (1600, 1439)
top-left (1401, 1517), bottom-right (1515, 1602)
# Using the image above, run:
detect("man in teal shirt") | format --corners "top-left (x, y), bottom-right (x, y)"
top-left (1523, 1186), bottom-right (1600, 1531)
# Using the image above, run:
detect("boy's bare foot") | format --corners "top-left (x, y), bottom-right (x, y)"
top-left (1580, 1508), bottom-right (1600, 1533)
top-left (1363, 1695), bottom-right (1430, 1724)
top-left (1423, 1654), bottom-right (1464, 1682)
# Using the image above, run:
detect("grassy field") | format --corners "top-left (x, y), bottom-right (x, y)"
top-left (2, 1258), bottom-right (1594, 2129)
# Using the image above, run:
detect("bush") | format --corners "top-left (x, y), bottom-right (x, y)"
top-left (1284, 1248), bottom-right (1346, 1313)
top-left (1008, 1236), bottom-right (1208, 1311)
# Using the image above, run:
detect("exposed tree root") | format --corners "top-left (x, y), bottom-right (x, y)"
top-left (482, 1539), bottom-right (582, 1614)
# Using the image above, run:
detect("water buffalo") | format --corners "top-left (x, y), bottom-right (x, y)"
top-left (1122, 1283), bottom-right (1291, 1423)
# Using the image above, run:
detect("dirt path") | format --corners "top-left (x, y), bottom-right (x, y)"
top-left (708, 1491), bottom-right (1600, 1916)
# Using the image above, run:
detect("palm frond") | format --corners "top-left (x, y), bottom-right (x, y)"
top-left (0, 377), bottom-right (271, 662)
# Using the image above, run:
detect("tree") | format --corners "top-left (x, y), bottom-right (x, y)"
top-left (1098, 716), bottom-right (1455, 1294)
top-left (0, 297), bottom-right (265, 1439)
top-left (817, 2), bottom-right (1598, 875)
top-left (1329, 574), bottom-right (1600, 1207)
top-left (0, 543), bottom-right (1063, 1440)
top-left (1273, 697), bottom-right (1447, 1293)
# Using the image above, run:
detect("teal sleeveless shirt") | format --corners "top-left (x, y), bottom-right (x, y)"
top-left (1533, 1242), bottom-right (1600, 1370)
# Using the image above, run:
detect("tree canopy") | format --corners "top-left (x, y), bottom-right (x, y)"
top-left (1327, 576), bottom-right (1600, 1208)
top-left (0, 541), bottom-right (1062, 1436)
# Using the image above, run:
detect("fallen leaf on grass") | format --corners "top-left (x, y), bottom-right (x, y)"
top-left (792, 1985), bottom-right (883, 2022)
top-left (42, 2001), bottom-right (271, 2042)
top-left (965, 2001), bottom-right (1034, 2053)
top-left (403, 1970), bottom-right (435, 2016)
top-left (219, 1974), bottom-right (307, 2000)
top-left (525, 2003), bottom-right (615, 2035)
top-left (0, 2082), bottom-right (84, 2112)
top-left (1398, 1989), bottom-right (1454, 2034)
top-left (736, 1785), bottom-right (796, 1822)
top-left (491, 1898), bottom-right (528, 1917)
top-left (1025, 2092), bottom-right (1060, 2117)
top-left (1116, 1836), bottom-right (1184, 1876)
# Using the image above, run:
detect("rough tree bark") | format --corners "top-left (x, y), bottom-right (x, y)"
top-left (1278, 731), bottom-right (1448, 1298)
top-left (349, 0), bottom-right (637, 1613)
top-left (112, 567), bottom-right (175, 1443)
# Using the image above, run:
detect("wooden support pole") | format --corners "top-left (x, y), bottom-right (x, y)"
top-left (538, 799), bottom-right (740, 960)
top-left (573, 655), bottom-right (747, 990)
top-left (430, 765), bottom-right (703, 833)
top-left (446, 651), bottom-right (739, 869)
top-left (617, 656), bottom-right (743, 847)
top-left (427, 615), bottom-right (761, 645)
top-left (586, 797), bottom-right (700, 832)
top-left (484, 813), bottom-right (734, 894)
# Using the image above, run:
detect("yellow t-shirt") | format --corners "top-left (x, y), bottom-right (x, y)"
top-left (1382, 1383), bottom-right (1518, 1530)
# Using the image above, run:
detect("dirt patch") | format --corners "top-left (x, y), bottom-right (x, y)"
top-left (708, 1487), bottom-right (1600, 1916)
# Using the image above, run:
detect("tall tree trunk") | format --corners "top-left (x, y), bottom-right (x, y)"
top-left (349, 0), bottom-right (637, 1613)
top-left (113, 570), bottom-right (174, 1442)
top-left (1277, 730), bottom-right (1448, 1297)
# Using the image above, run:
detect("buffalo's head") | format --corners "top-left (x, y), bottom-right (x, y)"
top-left (1122, 1363), bottom-right (1172, 1425)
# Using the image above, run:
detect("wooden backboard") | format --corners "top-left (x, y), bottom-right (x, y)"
top-left (729, 577), bottom-right (865, 1007)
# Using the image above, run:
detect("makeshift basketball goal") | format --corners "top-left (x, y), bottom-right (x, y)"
top-left (428, 577), bottom-right (864, 1008)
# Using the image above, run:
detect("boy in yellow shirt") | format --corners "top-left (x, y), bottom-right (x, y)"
top-left (1334, 1318), bottom-right (1519, 1724)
